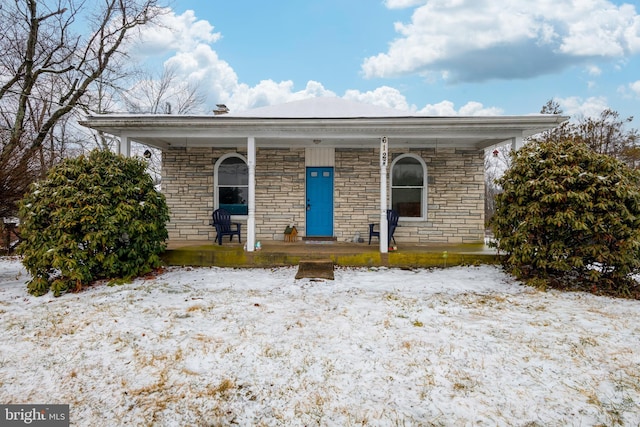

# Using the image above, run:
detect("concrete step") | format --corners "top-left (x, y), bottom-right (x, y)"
top-left (295, 259), bottom-right (335, 280)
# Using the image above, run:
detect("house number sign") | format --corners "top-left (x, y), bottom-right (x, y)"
top-left (380, 136), bottom-right (388, 167)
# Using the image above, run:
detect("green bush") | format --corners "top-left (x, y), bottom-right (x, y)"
top-left (491, 139), bottom-right (640, 298)
top-left (18, 149), bottom-right (170, 296)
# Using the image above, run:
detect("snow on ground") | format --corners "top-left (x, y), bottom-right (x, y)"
top-left (0, 258), bottom-right (639, 426)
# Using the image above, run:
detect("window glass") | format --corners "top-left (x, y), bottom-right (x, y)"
top-left (218, 157), bottom-right (248, 185)
top-left (217, 156), bottom-right (248, 215)
top-left (219, 187), bottom-right (248, 214)
top-left (392, 188), bottom-right (422, 217)
top-left (392, 157), bottom-right (423, 186)
top-left (391, 155), bottom-right (425, 218)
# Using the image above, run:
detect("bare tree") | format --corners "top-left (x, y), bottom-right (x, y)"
top-left (532, 100), bottom-right (639, 168)
top-left (578, 109), bottom-right (639, 166)
top-left (122, 64), bottom-right (207, 114)
top-left (0, 0), bottom-right (163, 218)
top-left (79, 54), bottom-right (140, 151)
top-left (540, 99), bottom-right (563, 115)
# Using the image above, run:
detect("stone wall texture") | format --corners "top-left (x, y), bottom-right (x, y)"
top-left (162, 146), bottom-right (485, 244)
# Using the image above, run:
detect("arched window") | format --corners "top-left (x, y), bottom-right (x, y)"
top-left (215, 154), bottom-right (248, 215)
top-left (391, 154), bottom-right (426, 219)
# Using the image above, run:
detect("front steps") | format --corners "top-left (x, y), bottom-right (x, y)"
top-left (295, 259), bottom-right (335, 280)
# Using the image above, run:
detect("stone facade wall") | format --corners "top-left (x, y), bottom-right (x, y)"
top-left (162, 146), bottom-right (485, 244)
top-left (254, 148), bottom-right (306, 241)
top-left (334, 148), bottom-right (380, 241)
top-left (398, 148), bottom-right (485, 244)
top-left (334, 148), bottom-right (485, 244)
top-left (162, 147), bottom-right (215, 242)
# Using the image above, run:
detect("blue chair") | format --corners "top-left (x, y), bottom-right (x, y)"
top-left (211, 208), bottom-right (241, 245)
top-left (368, 209), bottom-right (399, 246)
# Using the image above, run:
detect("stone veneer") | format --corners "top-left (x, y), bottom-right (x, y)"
top-left (162, 146), bottom-right (485, 244)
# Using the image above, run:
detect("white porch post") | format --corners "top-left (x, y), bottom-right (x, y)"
top-left (380, 137), bottom-right (389, 254)
top-left (247, 136), bottom-right (256, 252)
top-left (118, 134), bottom-right (131, 157)
top-left (511, 135), bottom-right (524, 152)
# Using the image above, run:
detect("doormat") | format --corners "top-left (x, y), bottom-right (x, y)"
top-left (304, 240), bottom-right (335, 245)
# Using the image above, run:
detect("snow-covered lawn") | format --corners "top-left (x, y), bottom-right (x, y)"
top-left (1, 258), bottom-right (639, 426)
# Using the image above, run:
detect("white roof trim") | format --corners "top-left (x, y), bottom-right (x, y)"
top-left (79, 98), bottom-right (569, 151)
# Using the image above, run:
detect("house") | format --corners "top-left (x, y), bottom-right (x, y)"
top-left (79, 97), bottom-right (567, 254)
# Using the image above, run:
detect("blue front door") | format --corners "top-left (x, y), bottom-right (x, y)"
top-left (306, 167), bottom-right (334, 236)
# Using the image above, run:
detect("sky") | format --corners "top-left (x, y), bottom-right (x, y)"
top-left (129, 0), bottom-right (640, 124)
top-left (2, 258), bottom-right (639, 424)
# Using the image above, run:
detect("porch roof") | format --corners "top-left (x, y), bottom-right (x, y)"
top-left (79, 97), bottom-right (568, 151)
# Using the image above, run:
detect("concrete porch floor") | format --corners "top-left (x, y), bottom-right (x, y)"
top-left (162, 239), bottom-right (501, 268)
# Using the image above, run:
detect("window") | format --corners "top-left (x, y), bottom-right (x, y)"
top-left (391, 154), bottom-right (426, 219)
top-left (215, 154), bottom-right (248, 215)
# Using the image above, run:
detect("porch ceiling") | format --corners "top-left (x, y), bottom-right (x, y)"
top-left (79, 114), bottom-right (569, 152)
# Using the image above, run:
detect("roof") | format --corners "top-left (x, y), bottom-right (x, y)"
top-left (79, 97), bottom-right (568, 151)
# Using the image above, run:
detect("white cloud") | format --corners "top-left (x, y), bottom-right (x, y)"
top-left (556, 96), bottom-right (610, 120)
top-left (416, 100), bottom-right (502, 116)
top-left (624, 8), bottom-right (640, 52)
top-left (130, 9), bottom-right (221, 59)
top-left (363, 0), bottom-right (640, 82)
top-left (228, 83), bottom-right (411, 114)
top-left (227, 81), bottom-right (337, 113)
top-left (125, 8), bottom-right (506, 117)
top-left (122, 9), bottom-right (236, 111)
top-left (630, 80), bottom-right (640, 97)
top-left (226, 82), bottom-right (504, 116)
top-left (417, 100), bottom-right (458, 116)
top-left (164, 45), bottom-right (238, 105)
top-left (128, 10), bottom-right (340, 113)
top-left (458, 101), bottom-right (503, 116)
top-left (343, 86), bottom-right (413, 111)
top-left (586, 65), bottom-right (602, 76)
top-left (384, 0), bottom-right (427, 9)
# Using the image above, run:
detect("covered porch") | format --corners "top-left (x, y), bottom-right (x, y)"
top-left (79, 97), bottom-right (567, 262)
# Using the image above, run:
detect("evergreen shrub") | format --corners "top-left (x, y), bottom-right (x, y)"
top-left (18, 149), bottom-right (170, 296)
top-left (491, 139), bottom-right (640, 298)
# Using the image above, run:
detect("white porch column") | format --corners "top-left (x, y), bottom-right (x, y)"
top-left (511, 135), bottom-right (524, 152)
top-left (247, 136), bottom-right (256, 252)
top-left (118, 134), bottom-right (131, 157)
top-left (380, 137), bottom-right (389, 254)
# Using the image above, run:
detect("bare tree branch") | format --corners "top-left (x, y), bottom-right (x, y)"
top-left (0, 0), bottom-right (163, 217)
top-left (123, 63), bottom-right (207, 114)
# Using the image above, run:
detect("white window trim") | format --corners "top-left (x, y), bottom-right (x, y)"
top-left (390, 153), bottom-right (427, 221)
top-left (214, 153), bottom-right (249, 219)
